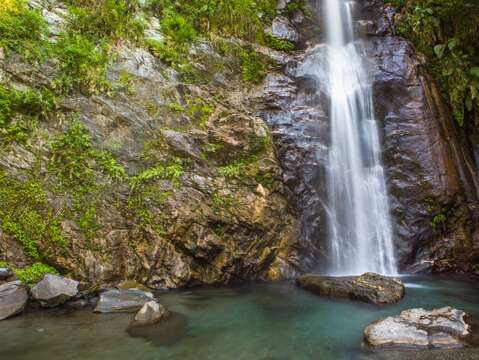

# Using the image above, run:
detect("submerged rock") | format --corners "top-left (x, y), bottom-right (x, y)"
top-left (296, 272), bottom-right (405, 304)
top-left (127, 311), bottom-right (188, 346)
top-left (131, 300), bottom-right (169, 327)
top-left (94, 289), bottom-right (155, 313)
top-left (31, 274), bottom-right (79, 307)
top-left (0, 281), bottom-right (28, 320)
top-left (364, 307), bottom-right (472, 349)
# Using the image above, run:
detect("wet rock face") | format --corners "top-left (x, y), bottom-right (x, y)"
top-left (364, 307), bottom-right (472, 349)
top-left (259, 0), bottom-right (479, 274)
top-left (363, 33), bottom-right (479, 273)
top-left (296, 273), bottom-right (405, 305)
top-left (94, 289), bottom-right (155, 313)
top-left (0, 281), bottom-right (28, 320)
top-left (31, 274), bottom-right (79, 307)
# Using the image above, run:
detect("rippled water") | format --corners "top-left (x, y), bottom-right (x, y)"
top-left (0, 276), bottom-right (478, 360)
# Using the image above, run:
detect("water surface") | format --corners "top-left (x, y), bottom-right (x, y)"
top-left (0, 276), bottom-right (478, 360)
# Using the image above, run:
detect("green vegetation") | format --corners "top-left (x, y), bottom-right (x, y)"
top-left (0, 85), bottom-right (56, 144)
top-left (52, 33), bottom-right (110, 94)
top-left (265, 34), bottom-right (295, 52)
top-left (0, 260), bottom-right (9, 268)
top-left (393, 0), bottom-right (479, 126)
top-left (212, 191), bottom-right (234, 210)
top-left (240, 49), bottom-right (267, 84)
top-left (131, 159), bottom-right (185, 188)
top-left (0, 170), bottom-right (66, 260)
top-left (148, 0), bottom-right (276, 43)
top-left (13, 262), bottom-right (58, 285)
top-left (67, 0), bottom-right (145, 43)
top-left (49, 122), bottom-right (126, 240)
top-left (0, 0), bottom-right (48, 62)
top-left (50, 122), bottom-right (126, 188)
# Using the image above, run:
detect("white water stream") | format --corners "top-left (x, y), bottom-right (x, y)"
top-left (323, 0), bottom-right (397, 275)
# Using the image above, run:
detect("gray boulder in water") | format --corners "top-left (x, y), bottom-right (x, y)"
top-left (364, 307), bottom-right (472, 349)
top-left (0, 281), bottom-right (28, 320)
top-left (94, 288), bottom-right (155, 313)
top-left (131, 300), bottom-right (169, 326)
top-left (31, 274), bottom-right (79, 307)
top-left (296, 272), bottom-right (405, 305)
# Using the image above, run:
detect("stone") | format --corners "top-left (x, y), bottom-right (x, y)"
top-left (94, 289), bottom-right (155, 313)
top-left (267, 16), bottom-right (299, 43)
top-left (0, 281), bottom-right (28, 320)
top-left (364, 307), bottom-right (472, 349)
top-left (296, 272), bottom-right (405, 305)
top-left (0, 268), bottom-right (12, 281)
top-left (31, 274), bottom-right (79, 307)
top-left (131, 300), bottom-right (169, 326)
top-left (127, 312), bottom-right (188, 346)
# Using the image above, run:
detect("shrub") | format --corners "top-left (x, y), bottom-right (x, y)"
top-left (67, 0), bottom-right (145, 43)
top-left (0, 85), bottom-right (56, 126)
top-left (52, 33), bottom-right (110, 94)
top-left (161, 10), bottom-right (196, 43)
top-left (0, 1), bottom-right (47, 61)
top-left (240, 49), bottom-right (266, 84)
top-left (13, 263), bottom-right (58, 285)
top-left (395, 0), bottom-right (479, 126)
top-left (265, 34), bottom-right (295, 51)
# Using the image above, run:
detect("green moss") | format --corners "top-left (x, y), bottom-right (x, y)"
top-left (13, 262), bottom-right (58, 286)
top-left (0, 260), bottom-right (8, 268)
top-left (0, 171), bottom-right (66, 260)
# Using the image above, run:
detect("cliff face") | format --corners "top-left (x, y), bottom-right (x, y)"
top-left (259, 0), bottom-right (479, 275)
top-left (1, 0), bottom-right (478, 287)
top-left (0, 0), bottom-right (301, 288)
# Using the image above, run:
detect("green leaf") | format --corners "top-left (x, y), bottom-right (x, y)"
top-left (447, 38), bottom-right (458, 50)
top-left (434, 44), bottom-right (446, 59)
top-left (470, 67), bottom-right (479, 79)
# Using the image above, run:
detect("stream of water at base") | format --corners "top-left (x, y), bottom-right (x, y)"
top-left (0, 276), bottom-right (478, 360)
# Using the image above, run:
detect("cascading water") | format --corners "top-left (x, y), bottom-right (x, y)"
top-left (323, 0), bottom-right (397, 275)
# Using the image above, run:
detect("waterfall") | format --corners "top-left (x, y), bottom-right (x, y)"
top-left (323, 0), bottom-right (397, 275)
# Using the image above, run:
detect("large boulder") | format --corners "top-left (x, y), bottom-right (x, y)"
top-left (0, 281), bottom-right (28, 320)
top-left (131, 300), bottom-right (169, 327)
top-left (296, 272), bottom-right (405, 304)
top-left (364, 307), bottom-right (472, 349)
top-left (94, 289), bottom-right (155, 313)
top-left (31, 274), bottom-right (79, 307)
